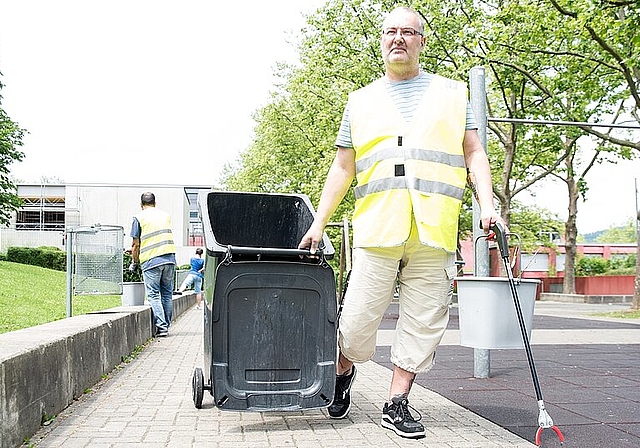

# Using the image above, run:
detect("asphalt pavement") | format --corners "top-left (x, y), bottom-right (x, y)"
top-left (376, 301), bottom-right (640, 447)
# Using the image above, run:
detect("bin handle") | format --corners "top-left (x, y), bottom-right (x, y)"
top-left (225, 245), bottom-right (325, 260)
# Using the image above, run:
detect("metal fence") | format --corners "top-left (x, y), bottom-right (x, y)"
top-left (175, 269), bottom-right (190, 290)
top-left (65, 224), bottom-right (124, 317)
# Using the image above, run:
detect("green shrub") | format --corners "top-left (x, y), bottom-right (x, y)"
top-left (607, 267), bottom-right (636, 275)
top-left (123, 253), bottom-right (143, 282)
top-left (576, 253), bottom-right (637, 276)
top-left (38, 246), bottom-right (62, 251)
top-left (6, 246), bottom-right (66, 271)
top-left (575, 256), bottom-right (610, 276)
top-left (609, 254), bottom-right (636, 271)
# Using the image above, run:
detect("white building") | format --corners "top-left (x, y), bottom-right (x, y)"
top-left (1, 183), bottom-right (211, 265)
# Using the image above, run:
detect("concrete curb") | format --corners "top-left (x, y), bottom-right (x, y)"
top-left (0, 293), bottom-right (195, 448)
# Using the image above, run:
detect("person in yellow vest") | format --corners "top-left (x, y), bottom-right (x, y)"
top-left (129, 192), bottom-right (177, 337)
top-left (299, 6), bottom-right (507, 440)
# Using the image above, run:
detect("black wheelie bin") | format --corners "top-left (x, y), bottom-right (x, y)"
top-left (191, 190), bottom-right (337, 412)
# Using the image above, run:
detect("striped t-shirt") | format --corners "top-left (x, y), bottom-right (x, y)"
top-left (335, 72), bottom-right (477, 149)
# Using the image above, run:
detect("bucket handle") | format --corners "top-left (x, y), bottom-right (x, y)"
top-left (474, 231), bottom-right (522, 281)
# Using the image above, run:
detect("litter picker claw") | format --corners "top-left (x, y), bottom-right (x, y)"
top-left (490, 222), bottom-right (565, 446)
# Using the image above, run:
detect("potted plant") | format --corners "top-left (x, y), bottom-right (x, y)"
top-left (122, 253), bottom-right (145, 306)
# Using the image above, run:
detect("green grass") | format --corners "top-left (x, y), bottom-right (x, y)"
top-left (0, 261), bottom-right (122, 334)
top-left (597, 310), bottom-right (640, 319)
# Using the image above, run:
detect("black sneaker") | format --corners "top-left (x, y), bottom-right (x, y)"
top-left (328, 365), bottom-right (357, 419)
top-left (381, 396), bottom-right (425, 439)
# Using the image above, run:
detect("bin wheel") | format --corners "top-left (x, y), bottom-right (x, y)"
top-left (192, 367), bottom-right (204, 409)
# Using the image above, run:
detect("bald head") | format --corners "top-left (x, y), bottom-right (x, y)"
top-left (384, 6), bottom-right (425, 31)
top-left (141, 192), bottom-right (156, 207)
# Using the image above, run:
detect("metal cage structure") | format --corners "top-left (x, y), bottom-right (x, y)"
top-left (65, 224), bottom-right (124, 317)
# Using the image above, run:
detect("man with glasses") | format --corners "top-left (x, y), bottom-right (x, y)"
top-left (299, 6), bottom-right (504, 440)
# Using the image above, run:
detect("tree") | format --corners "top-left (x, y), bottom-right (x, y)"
top-left (0, 75), bottom-right (26, 226)
top-left (39, 175), bottom-right (65, 184)
top-left (508, 201), bottom-right (564, 251)
top-left (222, 0), bottom-right (639, 266)
top-left (595, 219), bottom-right (638, 243)
top-left (539, 0), bottom-right (640, 293)
top-left (428, 0), bottom-right (640, 293)
top-left (223, 0), bottom-right (385, 223)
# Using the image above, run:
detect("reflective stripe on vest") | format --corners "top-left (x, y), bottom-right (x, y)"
top-left (136, 207), bottom-right (175, 263)
top-left (349, 74), bottom-right (468, 252)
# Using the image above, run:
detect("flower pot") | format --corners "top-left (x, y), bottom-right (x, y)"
top-left (122, 282), bottom-right (146, 306)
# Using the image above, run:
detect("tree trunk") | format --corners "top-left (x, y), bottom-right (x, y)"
top-left (562, 195), bottom-right (578, 294)
top-left (563, 176), bottom-right (578, 295)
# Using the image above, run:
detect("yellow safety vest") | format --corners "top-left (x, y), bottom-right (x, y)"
top-left (349, 74), bottom-right (468, 253)
top-left (136, 207), bottom-right (175, 263)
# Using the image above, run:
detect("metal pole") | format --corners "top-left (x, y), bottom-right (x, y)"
top-left (65, 230), bottom-right (73, 318)
top-left (469, 66), bottom-right (491, 378)
top-left (635, 178), bottom-right (639, 234)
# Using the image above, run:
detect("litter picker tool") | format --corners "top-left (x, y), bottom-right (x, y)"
top-left (490, 222), bottom-right (565, 446)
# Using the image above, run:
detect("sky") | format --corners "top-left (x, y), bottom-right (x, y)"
top-left (1, 0), bottom-right (638, 235)
top-left (0, 0), bottom-right (324, 185)
top-left (520, 158), bottom-right (639, 235)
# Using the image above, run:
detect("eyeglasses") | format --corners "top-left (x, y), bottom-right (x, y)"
top-left (382, 27), bottom-right (424, 38)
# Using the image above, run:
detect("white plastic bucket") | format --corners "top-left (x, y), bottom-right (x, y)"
top-left (121, 282), bottom-right (146, 306)
top-left (456, 277), bottom-right (539, 349)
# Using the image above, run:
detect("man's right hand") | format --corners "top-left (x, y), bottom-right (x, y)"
top-left (298, 224), bottom-right (324, 255)
top-left (128, 262), bottom-right (140, 272)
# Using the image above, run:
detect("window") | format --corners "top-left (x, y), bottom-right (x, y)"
top-left (15, 196), bottom-right (65, 231)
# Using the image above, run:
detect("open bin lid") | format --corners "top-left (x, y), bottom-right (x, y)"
top-left (197, 190), bottom-right (335, 259)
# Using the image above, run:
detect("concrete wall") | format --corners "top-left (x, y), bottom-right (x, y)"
top-left (453, 292), bottom-right (632, 304)
top-left (533, 276), bottom-right (636, 296)
top-left (0, 293), bottom-right (195, 448)
top-left (0, 228), bottom-right (64, 253)
top-left (539, 292), bottom-right (633, 304)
